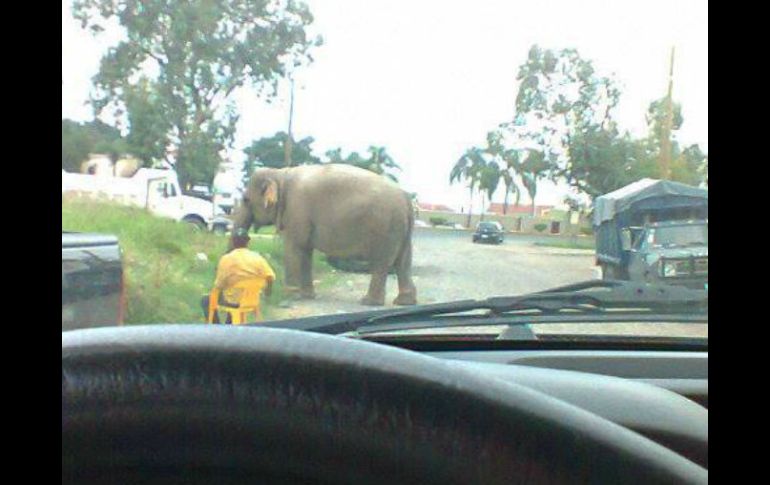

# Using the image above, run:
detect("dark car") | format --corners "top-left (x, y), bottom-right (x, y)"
top-left (472, 221), bottom-right (504, 244)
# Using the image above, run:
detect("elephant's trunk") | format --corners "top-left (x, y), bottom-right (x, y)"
top-left (229, 202), bottom-right (255, 251)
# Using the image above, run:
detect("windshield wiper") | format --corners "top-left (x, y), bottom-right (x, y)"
top-left (258, 280), bottom-right (707, 336)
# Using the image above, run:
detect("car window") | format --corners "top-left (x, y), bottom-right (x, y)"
top-left (62, 0), bottom-right (707, 343)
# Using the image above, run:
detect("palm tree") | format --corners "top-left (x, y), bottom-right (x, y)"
top-left (521, 149), bottom-right (549, 216)
top-left (499, 166), bottom-right (522, 215)
top-left (365, 146), bottom-right (401, 182)
top-left (450, 147), bottom-right (486, 227)
top-left (484, 130), bottom-right (523, 215)
top-left (478, 160), bottom-right (501, 221)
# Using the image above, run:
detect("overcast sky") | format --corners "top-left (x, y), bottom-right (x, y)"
top-left (62, 0), bottom-right (708, 209)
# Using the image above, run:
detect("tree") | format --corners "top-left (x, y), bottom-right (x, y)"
top-left (563, 126), bottom-right (647, 198)
top-left (672, 143), bottom-right (708, 187)
top-left (480, 45), bottom-right (707, 201)
top-left (61, 119), bottom-right (128, 171)
top-left (450, 147), bottom-right (486, 227)
top-left (361, 146), bottom-right (401, 182)
top-left (123, 78), bottom-right (171, 167)
top-left (506, 45), bottom-right (622, 201)
top-left (477, 160), bottom-right (501, 221)
top-left (324, 146), bottom-right (401, 182)
top-left (62, 120), bottom-right (93, 172)
top-left (641, 97), bottom-right (706, 186)
top-left (72, 0), bottom-right (322, 187)
top-left (485, 130), bottom-right (522, 215)
top-left (243, 131), bottom-right (321, 182)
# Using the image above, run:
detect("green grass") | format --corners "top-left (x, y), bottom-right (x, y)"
top-left (534, 238), bottom-right (596, 250)
top-left (62, 196), bottom-right (336, 324)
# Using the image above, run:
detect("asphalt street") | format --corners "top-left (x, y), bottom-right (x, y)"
top-left (274, 228), bottom-right (598, 318)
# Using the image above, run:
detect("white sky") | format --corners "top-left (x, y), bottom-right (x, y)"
top-left (62, 0), bottom-right (708, 209)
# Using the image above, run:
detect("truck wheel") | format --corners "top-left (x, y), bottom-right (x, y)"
top-left (212, 224), bottom-right (228, 236)
top-left (183, 217), bottom-right (206, 232)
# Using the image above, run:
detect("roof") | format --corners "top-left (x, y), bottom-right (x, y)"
top-left (593, 179), bottom-right (708, 226)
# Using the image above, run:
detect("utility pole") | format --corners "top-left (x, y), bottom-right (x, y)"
top-left (660, 46), bottom-right (675, 180)
top-left (284, 76), bottom-right (295, 167)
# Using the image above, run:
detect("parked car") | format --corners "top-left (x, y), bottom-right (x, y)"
top-left (472, 221), bottom-right (504, 244)
top-left (62, 232), bottom-right (124, 330)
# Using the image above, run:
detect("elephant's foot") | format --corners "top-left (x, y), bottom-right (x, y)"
top-left (299, 289), bottom-right (316, 300)
top-left (360, 295), bottom-right (385, 306)
top-left (283, 286), bottom-right (313, 301)
top-left (393, 292), bottom-right (417, 306)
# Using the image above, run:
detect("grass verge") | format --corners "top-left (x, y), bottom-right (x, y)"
top-left (534, 238), bottom-right (596, 250)
top-left (62, 196), bottom-right (337, 324)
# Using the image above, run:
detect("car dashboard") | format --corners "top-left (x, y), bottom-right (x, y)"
top-left (402, 347), bottom-right (708, 468)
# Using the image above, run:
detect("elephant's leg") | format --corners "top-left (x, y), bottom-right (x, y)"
top-left (393, 240), bottom-right (417, 306)
top-left (282, 239), bottom-right (303, 296)
top-left (360, 266), bottom-right (388, 306)
top-left (299, 248), bottom-right (316, 299)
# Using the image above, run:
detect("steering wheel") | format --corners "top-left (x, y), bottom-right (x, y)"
top-left (62, 325), bottom-right (707, 484)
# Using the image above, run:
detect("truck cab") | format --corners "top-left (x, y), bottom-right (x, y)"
top-left (625, 220), bottom-right (708, 289)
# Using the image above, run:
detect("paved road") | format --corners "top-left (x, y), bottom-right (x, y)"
top-left (274, 228), bottom-right (598, 319)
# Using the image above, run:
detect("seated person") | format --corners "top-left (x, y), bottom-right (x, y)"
top-left (201, 229), bottom-right (276, 323)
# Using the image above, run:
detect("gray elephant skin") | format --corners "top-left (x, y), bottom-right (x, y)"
top-left (232, 164), bottom-right (417, 306)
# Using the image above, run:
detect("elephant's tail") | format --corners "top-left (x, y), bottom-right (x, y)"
top-left (394, 193), bottom-right (415, 271)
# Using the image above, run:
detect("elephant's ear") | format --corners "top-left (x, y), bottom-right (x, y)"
top-left (262, 179), bottom-right (278, 209)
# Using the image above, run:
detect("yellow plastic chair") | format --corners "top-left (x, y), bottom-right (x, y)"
top-left (207, 279), bottom-right (265, 325)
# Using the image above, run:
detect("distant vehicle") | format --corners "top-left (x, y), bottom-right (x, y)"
top-left (472, 221), bottom-right (504, 244)
top-left (593, 178), bottom-right (707, 288)
top-left (212, 169), bottom-right (241, 216)
top-left (62, 168), bottom-right (231, 233)
top-left (62, 232), bottom-right (124, 330)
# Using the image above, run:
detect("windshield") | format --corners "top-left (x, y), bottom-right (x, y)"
top-left (477, 222), bottom-right (501, 231)
top-left (62, 0), bottom-right (707, 343)
top-left (649, 224), bottom-right (708, 248)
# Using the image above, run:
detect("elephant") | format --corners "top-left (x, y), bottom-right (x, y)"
top-left (232, 164), bottom-right (417, 306)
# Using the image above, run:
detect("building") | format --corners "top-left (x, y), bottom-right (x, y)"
top-left (486, 203), bottom-right (554, 218)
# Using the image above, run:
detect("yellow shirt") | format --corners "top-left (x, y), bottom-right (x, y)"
top-left (214, 248), bottom-right (276, 304)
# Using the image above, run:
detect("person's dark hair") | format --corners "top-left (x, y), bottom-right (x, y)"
top-left (231, 235), bottom-right (250, 249)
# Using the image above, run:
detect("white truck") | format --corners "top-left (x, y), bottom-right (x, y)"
top-left (62, 168), bottom-right (232, 233)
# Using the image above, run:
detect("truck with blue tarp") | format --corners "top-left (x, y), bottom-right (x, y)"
top-left (593, 179), bottom-right (708, 288)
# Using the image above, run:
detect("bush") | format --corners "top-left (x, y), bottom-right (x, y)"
top-left (429, 216), bottom-right (450, 226)
top-left (579, 226), bottom-right (594, 236)
top-left (534, 223), bottom-right (548, 233)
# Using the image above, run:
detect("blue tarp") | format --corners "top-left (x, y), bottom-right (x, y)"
top-left (593, 179), bottom-right (708, 226)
